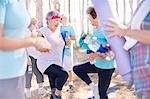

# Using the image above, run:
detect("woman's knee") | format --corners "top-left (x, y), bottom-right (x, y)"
top-left (62, 70), bottom-right (69, 80)
top-left (73, 66), bottom-right (80, 74)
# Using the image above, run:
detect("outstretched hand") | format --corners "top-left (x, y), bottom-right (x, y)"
top-left (104, 18), bottom-right (127, 38)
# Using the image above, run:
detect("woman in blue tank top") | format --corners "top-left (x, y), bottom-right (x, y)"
top-left (73, 7), bottom-right (115, 99)
top-left (0, 0), bottom-right (50, 99)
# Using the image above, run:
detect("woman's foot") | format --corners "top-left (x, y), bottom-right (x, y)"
top-left (51, 88), bottom-right (62, 99)
top-left (86, 90), bottom-right (94, 99)
top-left (51, 88), bottom-right (56, 94)
top-left (93, 84), bottom-right (99, 98)
top-left (51, 94), bottom-right (62, 99)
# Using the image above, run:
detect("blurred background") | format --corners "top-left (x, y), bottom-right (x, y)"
top-left (26, 0), bottom-right (142, 36)
top-left (25, 1), bottom-right (142, 98)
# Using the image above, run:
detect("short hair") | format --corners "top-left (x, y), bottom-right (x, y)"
top-left (86, 7), bottom-right (97, 19)
top-left (46, 10), bottom-right (60, 25)
top-left (46, 10), bottom-right (59, 19)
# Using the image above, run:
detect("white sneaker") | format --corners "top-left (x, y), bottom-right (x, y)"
top-left (86, 90), bottom-right (94, 99)
top-left (38, 87), bottom-right (47, 95)
top-left (93, 84), bottom-right (99, 99)
top-left (25, 90), bottom-right (32, 98)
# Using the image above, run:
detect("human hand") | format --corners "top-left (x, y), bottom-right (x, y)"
top-left (97, 52), bottom-right (107, 60)
top-left (37, 31), bottom-right (44, 37)
top-left (88, 53), bottom-right (98, 61)
top-left (104, 18), bottom-right (127, 38)
top-left (31, 30), bottom-right (39, 37)
top-left (32, 37), bottom-right (51, 52)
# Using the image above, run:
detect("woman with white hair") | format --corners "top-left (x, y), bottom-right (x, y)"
top-left (37, 11), bottom-right (68, 99)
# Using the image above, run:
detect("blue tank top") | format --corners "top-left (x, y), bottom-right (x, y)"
top-left (0, 0), bottom-right (30, 79)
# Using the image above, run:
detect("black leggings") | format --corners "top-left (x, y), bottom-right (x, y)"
top-left (44, 64), bottom-right (68, 90)
top-left (25, 56), bottom-right (44, 88)
top-left (73, 62), bottom-right (115, 99)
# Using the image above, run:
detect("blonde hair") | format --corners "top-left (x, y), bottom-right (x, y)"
top-left (28, 18), bottom-right (38, 28)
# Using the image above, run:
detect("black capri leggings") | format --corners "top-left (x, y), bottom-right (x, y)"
top-left (44, 64), bottom-right (68, 90)
top-left (73, 62), bottom-right (115, 99)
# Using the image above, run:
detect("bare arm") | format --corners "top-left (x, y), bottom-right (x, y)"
top-left (125, 29), bottom-right (150, 44)
top-left (0, 24), bottom-right (34, 50)
top-left (104, 19), bottom-right (150, 44)
top-left (0, 24), bottom-right (51, 52)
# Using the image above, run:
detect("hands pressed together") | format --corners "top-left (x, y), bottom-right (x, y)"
top-left (27, 37), bottom-right (51, 53)
top-left (34, 37), bottom-right (51, 52)
top-left (88, 52), bottom-right (107, 61)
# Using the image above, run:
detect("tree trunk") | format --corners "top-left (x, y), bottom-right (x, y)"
top-left (49, 0), bottom-right (51, 10)
top-left (79, 0), bottom-right (84, 34)
top-left (116, 0), bottom-right (119, 16)
top-left (63, 0), bottom-right (65, 13)
top-left (82, 0), bottom-right (84, 33)
top-left (53, 0), bottom-right (60, 12)
top-left (26, 0), bottom-right (31, 10)
top-left (68, 0), bottom-right (71, 22)
top-left (87, 0), bottom-right (90, 33)
top-left (36, 0), bottom-right (43, 27)
top-left (123, 0), bottom-right (126, 24)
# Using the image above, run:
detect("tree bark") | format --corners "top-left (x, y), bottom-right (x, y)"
top-left (26, 0), bottom-right (31, 10)
top-left (36, 0), bottom-right (43, 27)
top-left (53, 0), bottom-right (60, 12)
top-left (68, 0), bottom-right (71, 22)
top-left (82, 0), bottom-right (84, 33)
top-left (49, 0), bottom-right (51, 10)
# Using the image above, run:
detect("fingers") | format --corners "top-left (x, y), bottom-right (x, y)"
top-left (104, 18), bottom-right (118, 27)
top-left (37, 31), bottom-right (43, 37)
top-left (104, 19), bottom-right (117, 33)
top-left (106, 33), bottom-right (116, 38)
top-left (38, 43), bottom-right (51, 52)
top-left (104, 26), bottom-right (114, 32)
top-left (38, 48), bottom-right (50, 52)
top-left (97, 53), bottom-right (107, 60)
top-left (88, 53), bottom-right (97, 60)
top-left (107, 18), bottom-right (119, 25)
top-left (35, 37), bottom-right (51, 52)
